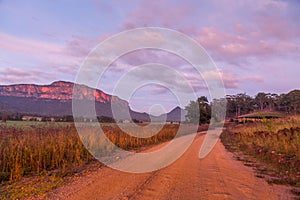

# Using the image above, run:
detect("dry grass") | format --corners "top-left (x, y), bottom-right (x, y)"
top-left (0, 122), bottom-right (203, 199)
top-left (232, 115), bottom-right (300, 135)
top-left (221, 116), bottom-right (300, 186)
top-left (0, 122), bottom-right (202, 183)
top-left (0, 123), bottom-right (94, 183)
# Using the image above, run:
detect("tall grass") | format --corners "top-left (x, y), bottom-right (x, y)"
top-left (0, 122), bottom-right (202, 183)
top-left (221, 116), bottom-right (300, 185)
top-left (103, 123), bottom-right (199, 150)
top-left (0, 124), bottom-right (94, 182)
top-left (224, 116), bottom-right (300, 158)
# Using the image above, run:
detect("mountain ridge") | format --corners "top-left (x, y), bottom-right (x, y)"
top-left (0, 81), bottom-right (186, 121)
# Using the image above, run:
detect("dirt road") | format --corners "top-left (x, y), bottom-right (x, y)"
top-left (53, 133), bottom-right (293, 200)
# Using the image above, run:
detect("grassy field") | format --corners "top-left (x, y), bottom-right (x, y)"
top-left (221, 116), bottom-right (300, 187)
top-left (0, 121), bottom-right (203, 199)
top-left (0, 123), bottom-right (94, 182)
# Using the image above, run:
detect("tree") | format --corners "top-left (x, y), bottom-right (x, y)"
top-left (225, 95), bottom-right (237, 117)
top-left (236, 93), bottom-right (254, 115)
top-left (185, 96), bottom-right (211, 125)
top-left (198, 96), bottom-right (211, 124)
top-left (185, 100), bottom-right (200, 124)
top-left (278, 93), bottom-right (290, 113)
top-left (255, 92), bottom-right (268, 111)
top-left (276, 90), bottom-right (300, 114)
top-left (226, 93), bottom-right (254, 117)
top-left (63, 115), bottom-right (74, 122)
top-left (267, 93), bottom-right (279, 111)
top-left (286, 90), bottom-right (300, 114)
top-left (211, 98), bottom-right (227, 122)
top-left (186, 90), bottom-right (300, 121)
top-left (97, 116), bottom-right (116, 123)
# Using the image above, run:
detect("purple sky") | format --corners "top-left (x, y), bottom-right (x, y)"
top-left (0, 0), bottom-right (300, 115)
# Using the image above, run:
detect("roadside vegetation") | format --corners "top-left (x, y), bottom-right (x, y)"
top-left (221, 116), bottom-right (300, 188)
top-left (0, 122), bottom-right (203, 199)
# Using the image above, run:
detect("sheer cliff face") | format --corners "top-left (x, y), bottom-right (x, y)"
top-left (0, 81), bottom-right (135, 117)
top-left (0, 81), bottom-right (114, 103)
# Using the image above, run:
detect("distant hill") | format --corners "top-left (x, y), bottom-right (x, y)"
top-left (151, 106), bottom-right (187, 122)
top-left (0, 81), bottom-right (184, 122)
top-left (167, 106), bottom-right (187, 122)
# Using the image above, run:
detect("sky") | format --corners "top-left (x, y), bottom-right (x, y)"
top-left (0, 0), bottom-right (300, 115)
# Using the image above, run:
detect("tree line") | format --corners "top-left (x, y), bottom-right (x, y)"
top-left (185, 89), bottom-right (300, 124)
top-left (0, 113), bottom-right (143, 124)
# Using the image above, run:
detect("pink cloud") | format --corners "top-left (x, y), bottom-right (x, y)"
top-left (0, 32), bottom-right (104, 84)
top-left (0, 67), bottom-right (56, 84)
top-left (63, 34), bottom-right (110, 57)
top-left (0, 32), bottom-right (111, 81)
top-left (121, 0), bottom-right (193, 30)
top-left (202, 69), bottom-right (263, 89)
top-left (0, 32), bottom-right (109, 66)
top-left (256, 17), bottom-right (299, 40)
top-left (0, 32), bottom-right (62, 55)
top-left (222, 72), bottom-right (263, 89)
top-left (196, 25), bottom-right (300, 64)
